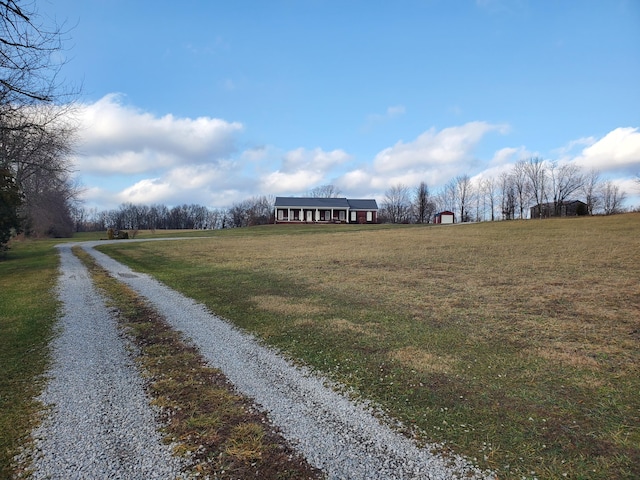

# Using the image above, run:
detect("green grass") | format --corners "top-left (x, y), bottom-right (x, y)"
top-left (0, 240), bottom-right (61, 477)
top-left (97, 214), bottom-right (640, 480)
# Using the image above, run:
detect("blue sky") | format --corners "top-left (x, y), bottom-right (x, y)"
top-left (42, 0), bottom-right (640, 211)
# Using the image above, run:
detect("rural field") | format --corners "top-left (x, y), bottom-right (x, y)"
top-left (1, 214), bottom-right (638, 479)
top-left (92, 214), bottom-right (640, 480)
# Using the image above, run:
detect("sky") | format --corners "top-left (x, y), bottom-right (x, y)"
top-left (39, 0), bottom-right (640, 211)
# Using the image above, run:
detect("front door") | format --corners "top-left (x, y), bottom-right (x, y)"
top-left (306, 210), bottom-right (313, 222)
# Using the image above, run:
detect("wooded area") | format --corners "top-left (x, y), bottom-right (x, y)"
top-left (0, 0), bottom-right (79, 252)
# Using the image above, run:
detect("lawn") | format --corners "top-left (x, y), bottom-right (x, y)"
top-left (0, 240), bottom-right (60, 477)
top-left (97, 214), bottom-right (640, 480)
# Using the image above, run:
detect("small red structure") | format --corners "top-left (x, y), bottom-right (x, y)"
top-left (434, 211), bottom-right (455, 224)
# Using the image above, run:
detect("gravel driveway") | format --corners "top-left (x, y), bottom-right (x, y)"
top-left (28, 240), bottom-right (492, 480)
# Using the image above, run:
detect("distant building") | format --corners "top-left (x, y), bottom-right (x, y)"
top-left (530, 200), bottom-right (588, 219)
top-left (274, 197), bottom-right (378, 224)
top-left (433, 211), bottom-right (455, 224)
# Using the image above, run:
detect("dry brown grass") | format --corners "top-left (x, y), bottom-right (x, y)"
top-left (389, 346), bottom-right (455, 374)
top-left (252, 294), bottom-right (326, 317)
top-left (98, 214), bottom-right (640, 480)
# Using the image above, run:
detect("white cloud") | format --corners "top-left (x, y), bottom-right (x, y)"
top-left (489, 146), bottom-right (531, 166)
top-left (362, 105), bottom-right (406, 131)
top-left (117, 178), bottom-right (173, 205)
top-left (74, 94), bottom-right (243, 174)
top-left (386, 105), bottom-right (406, 117)
top-left (281, 147), bottom-right (351, 173)
top-left (373, 121), bottom-right (509, 174)
top-left (552, 136), bottom-right (596, 159)
top-left (573, 127), bottom-right (640, 172)
top-left (260, 169), bottom-right (324, 194)
top-left (113, 161), bottom-right (249, 208)
top-left (334, 122), bottom-right (513, 196)
top-left (259, 147), bottom-right (352, 195)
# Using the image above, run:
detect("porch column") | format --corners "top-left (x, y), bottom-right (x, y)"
top-left (288, 208), bottom-right (291, 221)
top-left (316, 209), bottom-right (319, 221)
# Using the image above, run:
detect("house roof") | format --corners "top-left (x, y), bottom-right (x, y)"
top-left (274, 197), bottom-right (378, 210)
top-left (347, 199), bottom-right (378, 210)
top-left (532, 200), bottom-right (587, 208)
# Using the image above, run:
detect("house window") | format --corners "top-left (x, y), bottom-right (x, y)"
top-left (277, 209), bottom-right (284, 220)
top-left (339, 211), bottom-right (345, 221)
top-left (350, 211), bottom-right (356, 222)
top-left (367, 211), bottom-right (372, 222)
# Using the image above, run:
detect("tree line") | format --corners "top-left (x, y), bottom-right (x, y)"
top-left (1, 1), bottom-right (79, 253)
top-left (73, 186), bottom-right (350, 232)
top-left (72, 197), bottom-right (275, 233)
top-left (379, 158), bottom-right (630, 224)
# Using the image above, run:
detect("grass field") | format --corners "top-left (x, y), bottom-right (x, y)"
top-left (0, 240), bottom-right (60, 478)
top-left (96, 214), bottom-right (640, 480)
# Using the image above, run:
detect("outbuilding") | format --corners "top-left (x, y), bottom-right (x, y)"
top-left (433, 210), bottom-right (455, 224)
top-left (530, 200), bottom-right (588, 219)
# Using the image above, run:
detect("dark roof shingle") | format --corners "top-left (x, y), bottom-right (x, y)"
top-left (275, 197), bottom-right (377, 209)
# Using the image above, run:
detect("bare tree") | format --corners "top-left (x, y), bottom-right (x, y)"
top-left (455, 174), bottom-right (473, 222)
top-left (499, 172), bottom-right (516, 220)
top-left (601, 181), bottom-right (627, 215)
top-left (206, 208), bottom-right (226, 230)
top-left (0, 1), bottom-right (79, 238)
top-left (382, 183), bottom-right (411, 223)
top-left (412, 181), bottom-right (435, 223)
top-left (438, 179), bottom-right (457, 213)
top-left (481, 177), bottom-right (498, 221)
top-left (581, 169), bottom-right (601, 215)
top-left (512, 160), bottom-right (530, 219)
top-left (523, 157), bottom-right (548, 218)
top-left (549, 162), bottom-right (585, 216)
top-left (227, 196), bottom-right (274, 227)
top-left (308, 184), bottom-right (342, 198)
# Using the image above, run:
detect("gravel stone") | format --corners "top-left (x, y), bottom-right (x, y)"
top-left (28, 244), bottom-right (184, 480)
top-left (81, 240), bottom-right (494, 480)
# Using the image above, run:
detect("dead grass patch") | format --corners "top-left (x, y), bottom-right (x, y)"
top-left (251, 294), bottom-right (325, 317)
top-left (224, 423), bottom-right (265, 460)
top-left (389, 346), bottom-right (455, 374)
top-left (532, 346), bottom-right (601, 369)
top-left (324, 318), bottom-right (382, 337)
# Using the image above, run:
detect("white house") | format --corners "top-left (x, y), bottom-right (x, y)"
top-left (274, 197), bottom-right (378, 224)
